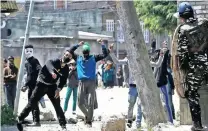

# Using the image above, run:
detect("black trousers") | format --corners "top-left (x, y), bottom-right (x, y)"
top-left (28, 86), bottom-right (40, 123)
top-left (18, 82), bottom-right (66, 126)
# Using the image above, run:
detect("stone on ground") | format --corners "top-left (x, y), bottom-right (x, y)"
top-left (101, 115), bottom-right (126, 131)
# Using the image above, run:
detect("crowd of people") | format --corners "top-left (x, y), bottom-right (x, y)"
top-left (2, 2), bottom-right (207, 131)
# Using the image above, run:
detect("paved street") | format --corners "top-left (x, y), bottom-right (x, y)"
top-left (1, 87), bottom-right (197, 131)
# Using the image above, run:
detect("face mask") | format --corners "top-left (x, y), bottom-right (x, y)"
top-left (63, 56), bottom-right (70, 64)
top-left (83, 50), bottom-right (90, 58)
top-left (25, 48), bottom-right (34, 58)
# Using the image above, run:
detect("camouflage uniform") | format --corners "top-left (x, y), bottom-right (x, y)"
top-left (177, 18), bottom-right (208, 126)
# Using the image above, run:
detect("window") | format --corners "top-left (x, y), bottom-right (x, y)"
top-left (106, 19), bottom-right (114, 32)
top-left (54, 0), bottom-right (65, 9)
top-left (140, 22), bottom-right (150, 44)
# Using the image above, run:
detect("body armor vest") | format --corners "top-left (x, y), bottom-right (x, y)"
top-left (180, 18), bottom-right (208, 50)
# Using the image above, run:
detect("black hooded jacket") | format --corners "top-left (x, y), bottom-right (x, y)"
top-left (156, 50), bottom-right (169, 87)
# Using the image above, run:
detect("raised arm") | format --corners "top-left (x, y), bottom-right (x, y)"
top-left (68, 41), bottom-right (84, 60)
top-left (110, 52), bottom-right (128, 65)
top-left (150, 56), bottom-right (164, 68)
top-left (94, 41), bottom-right (109, 62)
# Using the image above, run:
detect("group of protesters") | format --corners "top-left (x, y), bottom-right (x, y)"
top-left (2, 2), bottom-right (207, 131)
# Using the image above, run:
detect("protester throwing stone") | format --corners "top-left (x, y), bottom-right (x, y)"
top-left (16, 50), bottom-right (71, 131)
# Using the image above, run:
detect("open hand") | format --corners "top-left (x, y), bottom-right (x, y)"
top-left (54, 89), bottom-right (61, 99)
top-left (51, 73), bottom-right (57, 79)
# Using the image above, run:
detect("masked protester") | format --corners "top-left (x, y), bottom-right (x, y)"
top-left (172, 2), bottom-right (208, 131)
top-left (68, 40), bottom-right (109, 127)
top-left (20, 45), bottom-right (45, 126)
top-left (16, 50), bottom-right (71, 131)
top-left (3, 56), bottom-right (18, 110)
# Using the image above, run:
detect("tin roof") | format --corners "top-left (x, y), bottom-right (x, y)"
top-left (20, 35), bottom-right (73, 39)
top-left (20, 31), bottom-right (113, 40)
top-left (1, 1), bottom-right (18, 13)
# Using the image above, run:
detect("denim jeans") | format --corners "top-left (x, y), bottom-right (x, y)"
top-left (167, 82), bottom-right (175, 119)
top-left (127, 86), bottom-right (142, 125)
top-left (4, 83), bottom-right (16, 110)
top-left (160, 85), bottom-right (173, 123)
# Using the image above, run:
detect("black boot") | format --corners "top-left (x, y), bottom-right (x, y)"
top-left (127, 120), bottom-right (132, 128)
top-left (61, 125), bottom-right (67, 131)
top-left (191, 121), bottom-right (204, 131)
top-left (16, 117), bottom-right (23, 131)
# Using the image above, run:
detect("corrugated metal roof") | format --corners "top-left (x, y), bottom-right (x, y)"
top-left (1, 1), bottom-right (18, 13)
top-left (19, 32), bottom-right (112, 40)
top-left (20, 35), bottom-right (73, 39)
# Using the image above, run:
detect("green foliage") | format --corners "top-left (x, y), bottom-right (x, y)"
top-left (134, 0), bottom-right (177, 34)
top-left (1, 105), bottom-right (16, 125)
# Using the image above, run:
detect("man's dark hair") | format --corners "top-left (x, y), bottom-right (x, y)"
top-left (25, 44), bottom-right (33, 49)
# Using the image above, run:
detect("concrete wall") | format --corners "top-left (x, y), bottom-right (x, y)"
top-left (6, 9), bottom-right (103, 40)
top-left (178, 0), bottom-right (208, 18)
top-left (3, 38), bottom-right (104, 66)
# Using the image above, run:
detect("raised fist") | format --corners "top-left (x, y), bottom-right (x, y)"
top-left (109, 43), bottom-right (114, 52)
top-left (79, 41), bottom-right (84, 46)
top-left (97, 38), bottom-right (103, 44)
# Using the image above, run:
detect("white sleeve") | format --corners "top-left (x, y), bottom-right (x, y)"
top-left (150, 56), bottom-right (164, 68)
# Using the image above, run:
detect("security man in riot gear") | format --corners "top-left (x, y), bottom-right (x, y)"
top-left (173, 2), bottom-right (208, 131)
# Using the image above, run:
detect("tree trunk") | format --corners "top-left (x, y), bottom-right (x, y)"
top-left (116, 1), bottom-right (166, 127)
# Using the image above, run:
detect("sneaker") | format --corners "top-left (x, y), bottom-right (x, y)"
top-left (136, 123), bottom-right (141, 129)
top-left (72, 111), bottom-right (76, 115)
top-left (61, 125), bottom-right (67, 131)
top-left (26, 122), bottom-right (41, 127)
top-left (86, 121), bottom-right (92, 128)
top-left (127, 120), bottom-right (132, 128)
top-left (191, 126), bottom-right (204, 131)
top-left (191, 121), bottom-right (204, 131)
top-left (16, 117), bottom-right (23, 131)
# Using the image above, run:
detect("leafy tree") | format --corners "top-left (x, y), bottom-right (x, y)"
top-left (134, 0), bottom-right (177, 34)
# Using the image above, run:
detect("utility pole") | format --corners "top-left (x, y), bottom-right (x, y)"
top-left (14, 0), bottom-right (34, 115)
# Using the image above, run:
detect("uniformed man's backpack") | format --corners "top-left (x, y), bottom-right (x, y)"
top-left (180, 18), bottom-right (208, 50)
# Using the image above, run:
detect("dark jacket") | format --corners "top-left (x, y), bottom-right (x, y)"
top-left (3, 64), bottom-right (18, 84)
top-left (38, 58), bottom-right (69, 89)
top-left (167, 68), bottom-right (175, 90)
top-left (24, 56), bottom-right (41, 87)
top-left (156, 50), bottom-right (169, 87)
top-left (67, 69), bottom-right (79, 88)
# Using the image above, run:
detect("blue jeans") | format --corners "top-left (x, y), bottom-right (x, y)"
top-left (127, 86), bottom-right (142, 125)
top-left (167, 81), bottom-right (175, 119)
top-left (160, 85), bottom-right (173, 123)
top-left (4, 83), bottom-right (16, 110)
